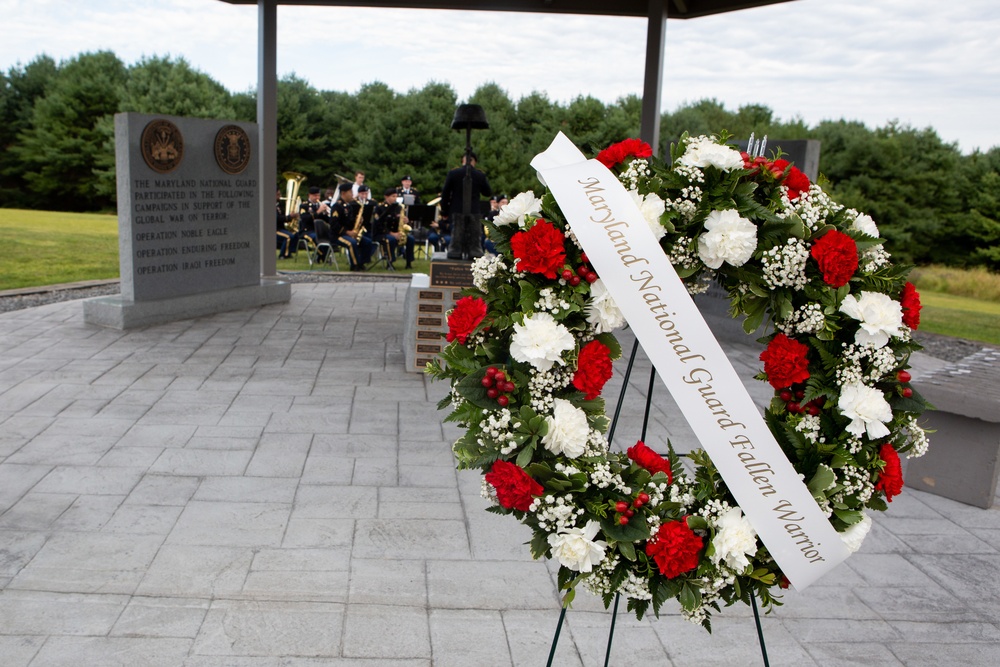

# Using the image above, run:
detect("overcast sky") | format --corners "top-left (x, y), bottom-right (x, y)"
top-left (2, 0), bottom-right (998, 153)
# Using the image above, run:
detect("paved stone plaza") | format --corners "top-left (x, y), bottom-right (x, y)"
top-left (0, 278), bottom-right (998, 666)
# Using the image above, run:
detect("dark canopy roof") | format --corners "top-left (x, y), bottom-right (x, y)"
top-left (217, 0), bottom-right (795, 19)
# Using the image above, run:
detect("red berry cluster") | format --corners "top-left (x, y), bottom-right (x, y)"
top-left (481, 367), bottom-right (515, 407)
top-left (779, 387), bottom-right (822, 416)
top-left (560, 252), bottom-right (598, 287)
top-left (613, 492), bottom-right (650, 525)
top-left (897, 369), bottom-right (913, 398)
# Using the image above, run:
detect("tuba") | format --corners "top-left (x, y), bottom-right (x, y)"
top-left (282, 171), bottom-right (306, 232)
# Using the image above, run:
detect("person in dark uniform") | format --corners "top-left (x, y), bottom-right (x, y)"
top-left (351, 185), bottom-right (376, 251)
top-left (299, 186), bottom-right (332, 258)
top-left (439, 152), bottom-right (492, 260)
top-left (396, 175), bottom-right (422, 205)
top-left (373, 187), bottom-right (415, 269)
top-left (276, 188), bottom-right (299, 259)
top-left (327, 183), bottom-right (366, 271)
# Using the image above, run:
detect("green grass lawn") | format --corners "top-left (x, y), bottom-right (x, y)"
top-left (0, 208), bottom-right (120, 289)
top-left (916, 291), bottom-right (1000, 346)
top-left (2, 207), bottom-right (998, 346)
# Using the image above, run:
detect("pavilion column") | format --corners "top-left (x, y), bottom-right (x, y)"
top-left (258, 0), bottom-right (278, 276)
top-left (641, 0), bottom-right (667, 155)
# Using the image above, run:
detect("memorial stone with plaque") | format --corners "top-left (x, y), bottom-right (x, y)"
top-left (83, 113), bottom-right (289, 329)
top-left (402, 259), bottom-right (474, 372)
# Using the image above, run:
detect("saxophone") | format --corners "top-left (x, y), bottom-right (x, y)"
top-left (398, 202), bottom-right (412, 245)
top-left (351, 199), bottom-right (366, 238)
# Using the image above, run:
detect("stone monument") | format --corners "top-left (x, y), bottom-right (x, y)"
top-left (83, 112), bottom-right (290, 329)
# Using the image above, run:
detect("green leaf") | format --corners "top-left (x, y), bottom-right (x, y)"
top-left (595, 332), bottom-right (623, 360)
top-left (529, 530), bottom-right (549, 559)
top-left (600, 514), bottom-right (651, 543)
top-left (515, 443), bottom-right (535, 468)
top-left (618, 540), bottom-right (637, 562)
top-left (807, 464), bottom-right (836, 496)
top-left (679, 583), bottom-right (701, 611)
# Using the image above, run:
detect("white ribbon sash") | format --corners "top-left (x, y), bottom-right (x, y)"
top-left (531, 133), bottom-right (849, 588)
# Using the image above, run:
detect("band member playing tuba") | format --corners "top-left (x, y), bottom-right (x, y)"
top-left (373, 187), bottom-right (415, 269)
top-left (276, 188), bottom-right (300, 259)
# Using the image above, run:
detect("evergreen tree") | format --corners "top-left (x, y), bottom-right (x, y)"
top-left (92, 56), bottom-right (239, 200)
top-left (15, 51), bottom-right (126, 211)
top-left (0, 56), bottom-right (58, 207)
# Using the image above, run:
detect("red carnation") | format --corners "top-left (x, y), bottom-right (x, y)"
top-left (645, 518), bottom-right (703, 579)
top-left (446, 296), bottom-right (487, 344)
top-left (596, 138), bottom-right (653, 169)
top-left (484, 459), bottom-right (544, 512)
top-left (810, 229), bottom-right (858, 288)
top-left (572, 340), bottom-right (613, 400)
top-left (759, 333), bottom-right (811, 390)
top-left (900, 282), bottom-right (922, 329)
top-left (742, 152), bottom-right (770, 172)
top-left (874, 443), bottom-right (904, 502)
top-left (510, 219), bottom-right (567, 279)
top-left (771, 158), bottom-right (811, 200)
top-left (627, 440), bottom-right (673, 484)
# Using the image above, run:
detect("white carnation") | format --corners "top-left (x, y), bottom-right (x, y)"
top-left (509, 312), bottom-right (575, 372)
top-left (627, 189), bottom-right (667, 240)
top-left (542, 398), bottom-right (590, 459)
top-left (494, 191), bottom-right (542, 227)
top-left (851, 212), bottom-right (880, 238)
top-left (711, 507), bottom-right (758, 572)
top-left (697, 209), bottom-right (758, 269)
top-left (586, 279), bottom-right (626, 333)
top-left (547, 520), bottom-right (607, 573)
top-left (838, 383), bottom-right (893, 439)
top-left (839, 291), bottom-right (905, 348)
top-left (839, 513), bottom-right (872, 553)
top-left (679, 137), bottom-right (745, 171)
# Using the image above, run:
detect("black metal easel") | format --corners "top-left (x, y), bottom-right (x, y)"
top-left (544, 338), bottom-right (771, 666)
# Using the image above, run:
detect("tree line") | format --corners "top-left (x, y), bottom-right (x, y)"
top-left (2, 51), bottom-right (998, 269)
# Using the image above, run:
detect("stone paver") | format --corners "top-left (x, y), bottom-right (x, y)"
top-left (0, 279), bottom-right (997, 665)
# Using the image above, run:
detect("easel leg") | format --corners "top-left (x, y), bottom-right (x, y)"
top-left (751, 591), bottom-right (771, 666)
top-left (545, 606), bottom-right (568, 667)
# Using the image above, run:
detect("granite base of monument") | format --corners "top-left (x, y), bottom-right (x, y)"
top-left (83, 278), bottom-right (291, 329)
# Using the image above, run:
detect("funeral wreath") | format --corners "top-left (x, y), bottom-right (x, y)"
top-left (426, 133), bottom-right (930, 628)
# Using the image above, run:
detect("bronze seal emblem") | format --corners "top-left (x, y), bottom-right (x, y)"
top-left (140, 119), bottom-right (183, 173)
top-left (214, 125), bottom-right (251, 175)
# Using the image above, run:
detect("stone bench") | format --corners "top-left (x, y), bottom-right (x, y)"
top-left (905, 347), bottom-right (1000, 508)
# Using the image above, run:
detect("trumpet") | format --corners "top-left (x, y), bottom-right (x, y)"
top-left (282, 171), bottom-right (306, 232)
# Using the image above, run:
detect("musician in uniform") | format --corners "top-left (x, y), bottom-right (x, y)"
top-left (373, 187), bottom-right (415, 269)
top-left (396, 175), bottom-right (422, 205)
top-left (355, 184), bottom-right (376, 239)
top-left (299, 186), bottom-right (332, 258)
top-left (276, 188), bottom-right (299, 259)
top-left (327, 183), bottom-right (366, 271)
